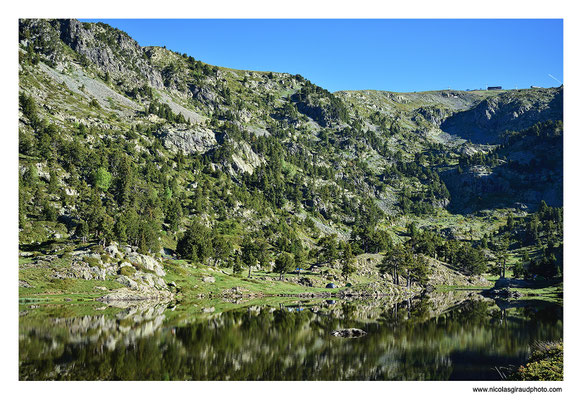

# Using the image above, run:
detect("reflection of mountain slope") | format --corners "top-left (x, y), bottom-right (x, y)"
top-left (19, 297), bottom-right (562, 380)
top-left (19, 302), bottom-right (170, 379)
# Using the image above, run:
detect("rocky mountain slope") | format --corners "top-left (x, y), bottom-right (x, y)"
top-left (18, 19), bottom-right (563, 300)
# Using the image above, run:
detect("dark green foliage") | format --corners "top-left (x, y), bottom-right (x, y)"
top-left (75, 221), bottom-right (89, 242)
top-left (503, 201), bottom-right (563, 278)
top-left (212, 234), bottom-right (233, 266)
top-left (231, 251), bottom-right (243, 275)
top-left (341, 243), bottom-right (356, 279)
top-left (379, 244), bottom-right (405, 285)
top-left (379, 243), bottom-right (428, 287)
top-left (454, 245), bottom-right (487, 275)
top-left (165, 199), bottom-right (183, 232)
top-left (176, 220), bottom-right (212, 263)
top-left (317, 234), bottom-right (338, 264)
top-left (41, 201), bottom-right (57, 222)
top-left (403, 226), bottom-right (487, 276)
top-left (126, 85), bottom-right (153, 100)
top-left (274, 252), bottom-right (294, 280)
top-left (146, 101), bottom-right (187, 123)
top-left (240, 236), bottom-right (265, 277)
top-left (22, 164), bottom-right (38, 186)
top-left (19, 92), bottom-right (38, 121)
top-left (292, 80), bottom-right (349, 126)
top-left (511, 341), bottom-right (563, 381)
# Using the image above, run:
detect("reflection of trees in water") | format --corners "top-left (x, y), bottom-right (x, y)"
top-left (19, 298), bottom-right (562, 380)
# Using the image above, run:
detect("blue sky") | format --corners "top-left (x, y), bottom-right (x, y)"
top-left (82, 19), bottom-right (563, 93)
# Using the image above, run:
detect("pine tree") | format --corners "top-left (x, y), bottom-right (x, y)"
top-left (212, 234), bottom-right (233, 266)
top-left (274, 253), bottom-right (294, 280)
top-left (232, 251), bottom-right (243, 275)
top-left (293, 248), bottom-right (306, 276)
top-left (241, 236), bottom-right (257, 277)
top-left (94, 167), bottom-right (112, 191)
top-left (379, 244), bottom-right (405, 285)
top-left (76, 220), bottom-right (89, 243)
top-left (342, 243), bottom-right (356, 279)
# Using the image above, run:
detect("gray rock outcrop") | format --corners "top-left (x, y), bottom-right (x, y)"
top-left (158, 125), bottom-right (217, 155)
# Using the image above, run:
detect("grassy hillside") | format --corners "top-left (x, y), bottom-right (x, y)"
top-left (18, 19), bottom-right (563, 301)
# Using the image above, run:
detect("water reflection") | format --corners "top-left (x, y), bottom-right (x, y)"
top-left (19, 293), bottom-right (562, 380)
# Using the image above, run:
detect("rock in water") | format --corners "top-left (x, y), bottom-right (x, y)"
top-left (331, 328), bottom-right (367, 338)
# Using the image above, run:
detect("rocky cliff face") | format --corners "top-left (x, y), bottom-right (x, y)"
top-left (440, 87), bottom-right (563, 144)
top-left (441, 120), bottom-right (563, 213)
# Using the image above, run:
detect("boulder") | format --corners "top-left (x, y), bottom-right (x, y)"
top-left (116, 276), bottom-right (139, 290)
top-left (125, 252), bottom-right (165, 277)
top-left (331, 328), bottom-right (367, 338)
top-left (104, 243), bottom-right (121, 258)
top-left (202, 276), bottom-right (216, 283)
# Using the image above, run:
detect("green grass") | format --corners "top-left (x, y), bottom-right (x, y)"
top-left (19, 256), bottom-right (124, 302)
top-left (163, 259), bottom-right (340, 299)
top-left (516, 281), bottom-right (563, 303)
top-left (19, 257), bottom-right (35, 266)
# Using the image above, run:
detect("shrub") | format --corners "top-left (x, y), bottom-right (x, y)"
top-left (83, 256), bottom-right (101, 268)
top-left (119, 264), bottom-right (137, 277)
top-left (511, 341), bottom-right (563, 381)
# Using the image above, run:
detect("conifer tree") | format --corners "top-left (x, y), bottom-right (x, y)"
top-left (342, 243), bottom-right (356, 279)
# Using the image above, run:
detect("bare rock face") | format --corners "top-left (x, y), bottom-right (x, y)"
top-left (331, 328), bottom-right (367, 338)
top-left (56, 19), bottom-right (164, 89)
top-left (414, 106), bottom-right (452, 125)
top-left (116, 276), bottom-right (139, 290)
top-left (20, 19), bottom-right (164, 90)
top-left (124, 250), bottom-right (165, 277)
top-left (229, 142), bottom-right (263, 175)
top-left (158, 125), bottom-right (217, 155)
top-left (440, 87), bottom-right (563, 144)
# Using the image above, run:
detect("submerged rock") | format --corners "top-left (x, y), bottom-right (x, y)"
top-left (331, 328), bottom-right (367, 338)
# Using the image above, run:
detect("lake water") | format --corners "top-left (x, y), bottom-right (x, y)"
top-left (19, 292), bottom-right (562, 380)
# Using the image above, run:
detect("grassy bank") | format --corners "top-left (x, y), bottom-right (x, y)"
top-left (510, 341), bottom-right (563, 381)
